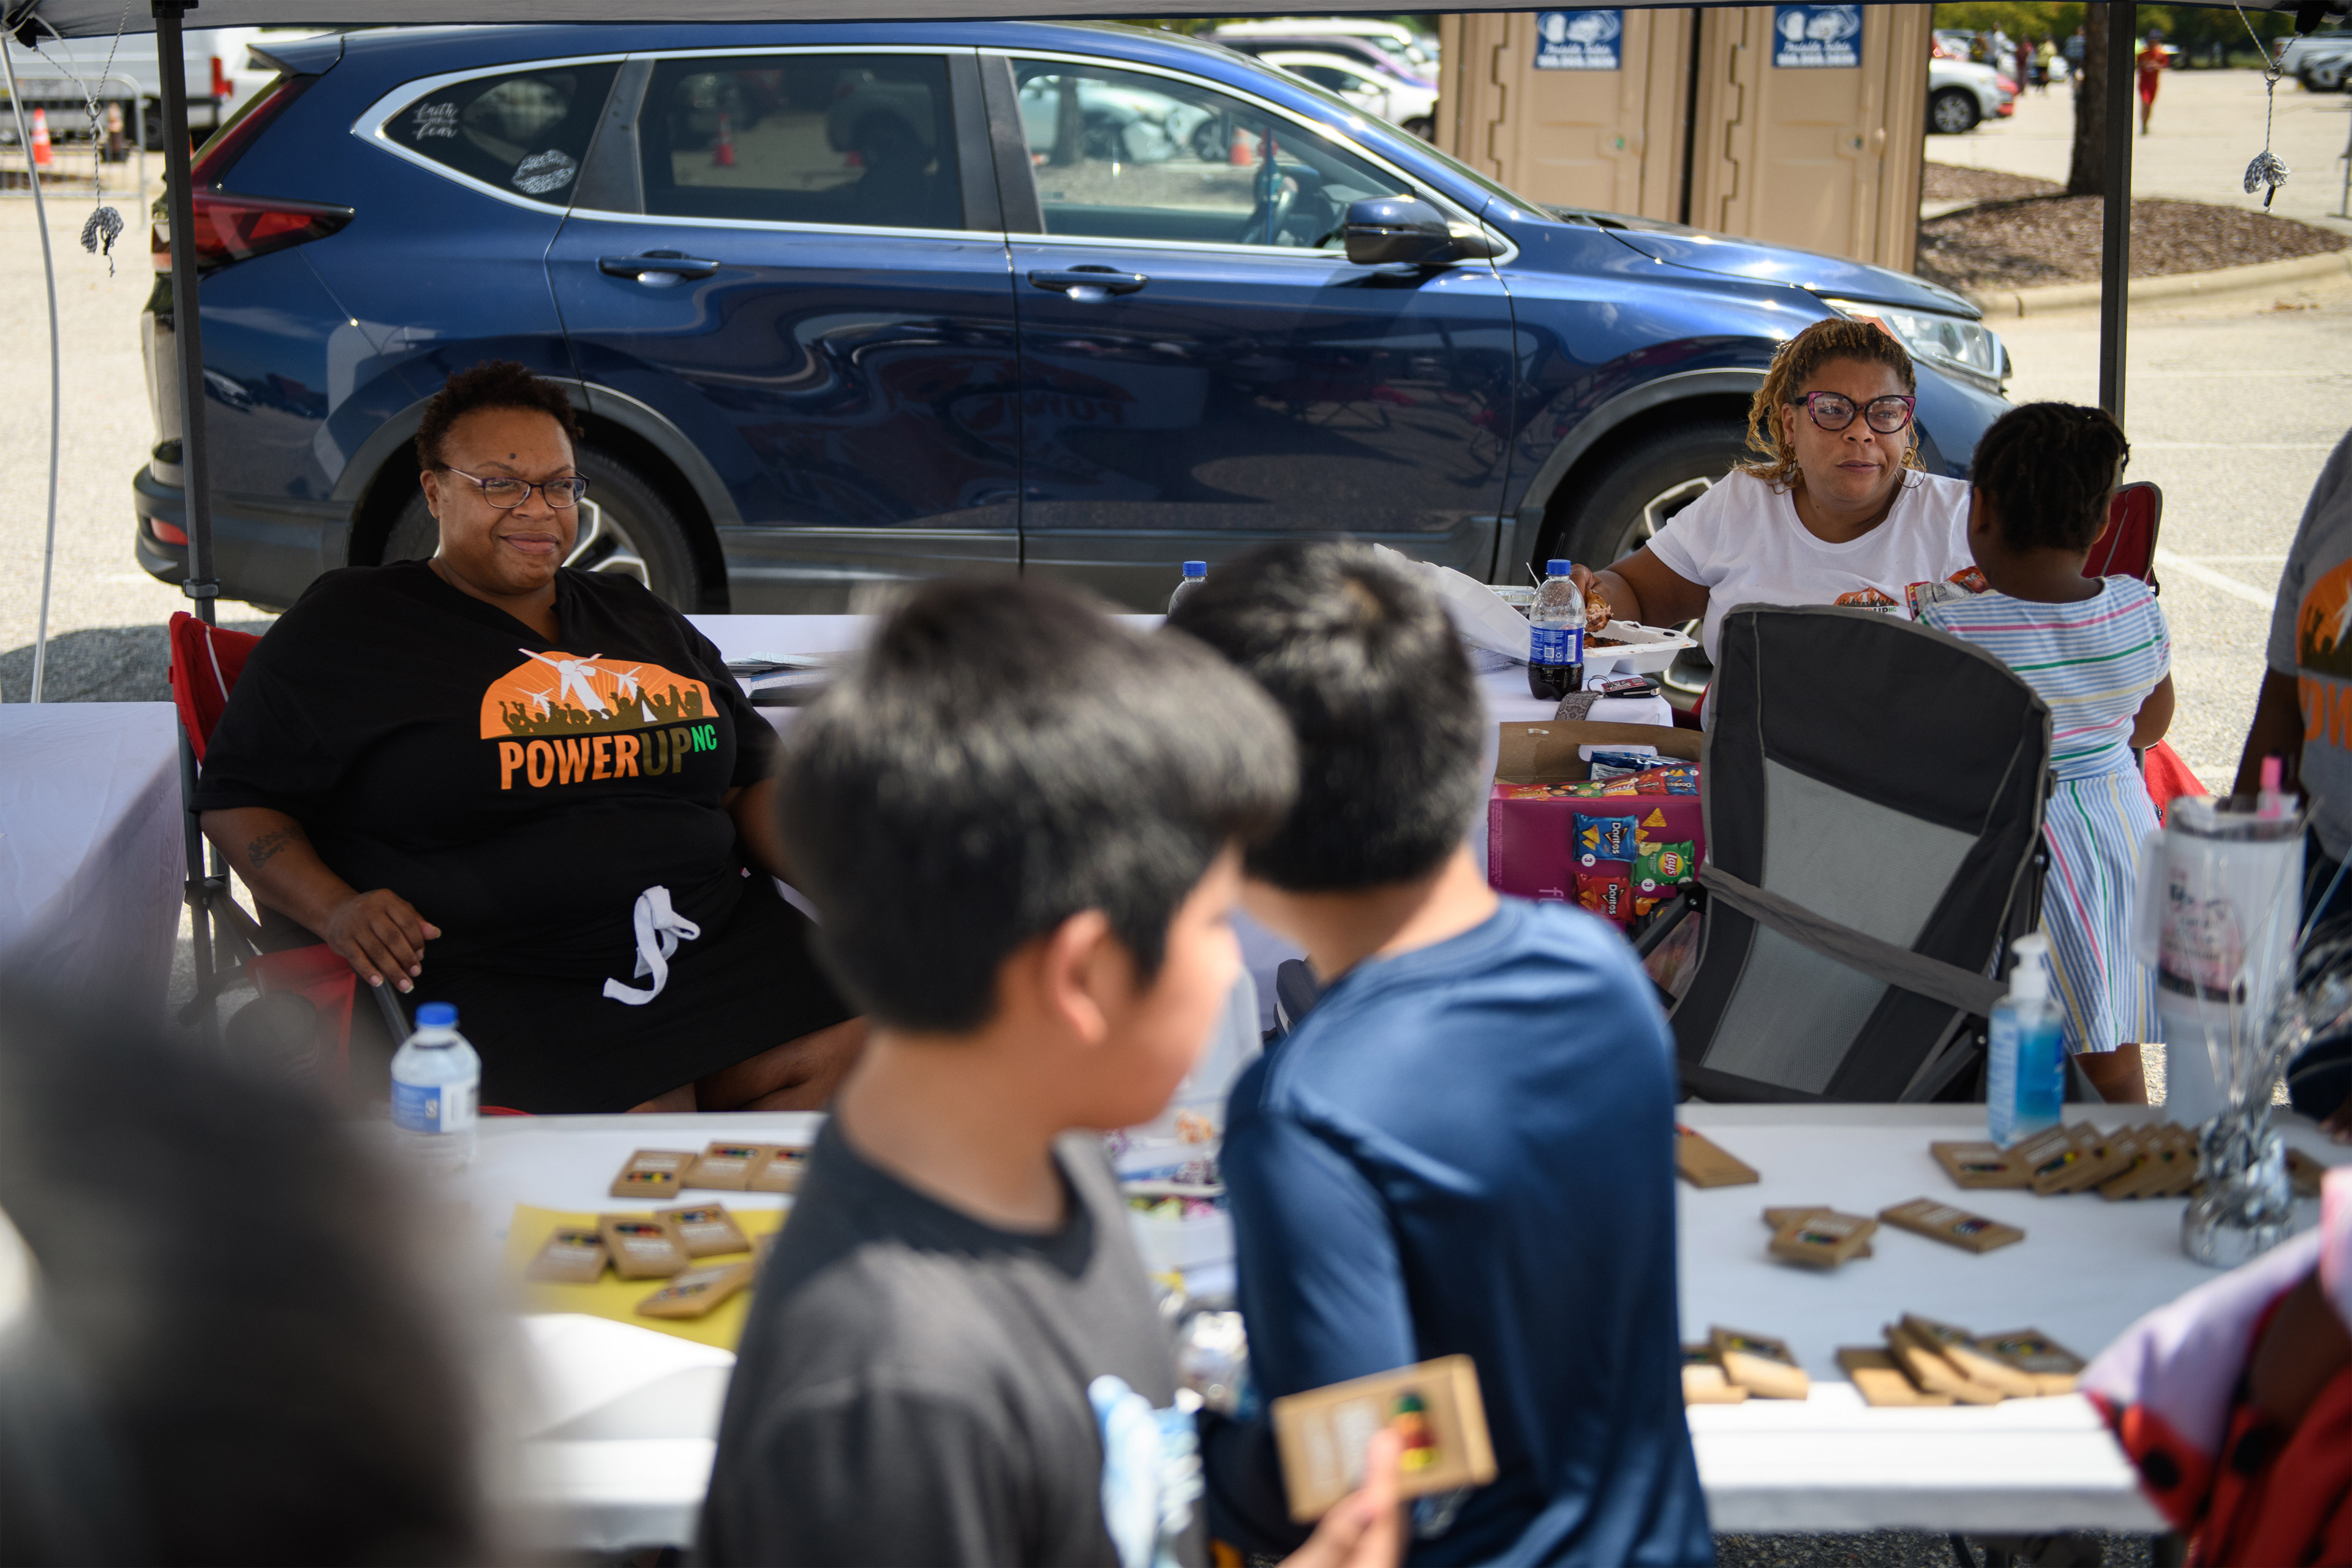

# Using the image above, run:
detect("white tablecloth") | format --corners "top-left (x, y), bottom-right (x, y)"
top-left (685, 616), bottom-right (1675, 1028)
top-left (0, 703), bottom-right (182, 1015)
top-left (1678, 1102), bottom-right (2352, 1532)
top-left (475, 1105), bottom-right (2349, 1548)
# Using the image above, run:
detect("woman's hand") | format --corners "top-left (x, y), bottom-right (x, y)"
top-left (200, 806), bottom-right (441, 990)
top-left (323, 888), bottom-right (443, 992)
top-left (1568, 549), bottom-right (1708, 633)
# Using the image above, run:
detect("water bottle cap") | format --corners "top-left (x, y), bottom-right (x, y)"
top-left (1547, 559), bottom-right (1572, 577)
top-left (415, 1002), bottom-right (458, 1029)
top-left (1183, 560), bottom-right (1207, 578)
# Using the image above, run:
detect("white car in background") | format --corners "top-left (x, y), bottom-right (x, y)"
top-left (2282, 31), bottom-right (2352, 89)
top-left (1929, 56), bottom-right (2013, 134)
top-left (1261, 50), bottom-right (1437, 140)
top-left (1208, 17), bottom-right (1438, 74)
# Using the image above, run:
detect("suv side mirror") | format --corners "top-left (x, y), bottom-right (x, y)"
top-left (1344, 196), bottom-right (1462, 266)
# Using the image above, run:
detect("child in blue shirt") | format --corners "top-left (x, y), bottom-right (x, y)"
top-left (1170, 543), bottom-right (1713, 1567)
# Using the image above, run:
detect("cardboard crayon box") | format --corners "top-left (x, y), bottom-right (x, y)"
top-left (1487, 722), bottom-right (1705, 926)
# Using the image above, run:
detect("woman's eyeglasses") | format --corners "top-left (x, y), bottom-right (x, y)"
top-left (1792, 391), bottom-right (1916, 434)
top-left (441, 466), bottom-right (592, 510)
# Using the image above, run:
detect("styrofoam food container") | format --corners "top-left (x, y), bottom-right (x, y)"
top-left (1588, 620), bottom-right (1696, 675)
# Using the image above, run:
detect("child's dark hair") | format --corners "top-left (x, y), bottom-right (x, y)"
top-left (414, 360), bottom-right (582, 470)
top-left (1167, 541), bottom-right (1485, 893)
top-left (777, 578), bottom-right (1295, 1033)
top-left (1972, 402), bottom-right (2131, 553)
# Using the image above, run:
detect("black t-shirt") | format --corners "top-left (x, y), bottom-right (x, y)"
top-left (195, 562), bottom-right (771, 973)
top-left (700, 1120), bottom-right (1205, 1568)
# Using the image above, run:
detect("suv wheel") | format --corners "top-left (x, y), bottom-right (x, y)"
top-left (1403, 115), bottom-right (1434, 141)
top-left (2313, 58), bottom-right (2350, 91)
top-left (378, 445), bottom-right (703, 609)
top-left (1929, 88), bottom-right (1980, 134)
top-left (1542, 417), bottom-right (1752, 695)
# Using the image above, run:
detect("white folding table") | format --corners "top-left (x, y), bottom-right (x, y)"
top-left (479, 1104), bottom-right (2346, 1549)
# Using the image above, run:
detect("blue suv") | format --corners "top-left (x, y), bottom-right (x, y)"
top-left (135, 21), bottom-right (2008, 620)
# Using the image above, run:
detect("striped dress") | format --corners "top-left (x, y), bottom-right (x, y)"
top-left (1921, 578), bottom-right (2171, 1054)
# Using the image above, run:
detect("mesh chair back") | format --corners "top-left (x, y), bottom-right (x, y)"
top-left (1675, 606), bottom-right (2051, 1102)
top-left (2083, 481), bottom-right (2162, 587)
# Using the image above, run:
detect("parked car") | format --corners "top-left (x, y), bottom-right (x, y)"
top-left (1207, 31), bottom-right (1437, 91)
top-left (1208, 18), bottom-right (1437, 75)
top-left (135, 21), bottom-right (2008, 620)
top-left (0, 24), bottom-right (292, 149)
top-left (1259, 49), bottom-right (1436, 140)
top-left (1929, 56), bottom-right (2012, 133)
top-left (2282, 31), bottom-right (2352, 89)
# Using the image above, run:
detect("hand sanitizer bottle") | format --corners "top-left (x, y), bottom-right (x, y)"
top-left (1987, 933), bottom-right (2064, 1147)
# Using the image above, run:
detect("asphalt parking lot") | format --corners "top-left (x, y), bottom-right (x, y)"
top-left (3, 147), bottom-right (2347, 796)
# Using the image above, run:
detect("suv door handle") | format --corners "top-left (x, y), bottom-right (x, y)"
top-left (1028, 267), bottom-right (1148, 302)
top-left (600, 251), bottom-right (720, 283)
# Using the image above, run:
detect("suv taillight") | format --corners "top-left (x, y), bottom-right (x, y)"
top-left (153, 189), bottom-right (353, 274)
top-left (152, 74), bottom-right (344, 275)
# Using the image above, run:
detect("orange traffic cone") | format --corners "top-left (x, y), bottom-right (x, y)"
top-left (30, 107), bottom-right (51, 169)
top-left (712, 109), bottom-right (736, 168)
top-left (1229, 125), bottom-right (1251, 166)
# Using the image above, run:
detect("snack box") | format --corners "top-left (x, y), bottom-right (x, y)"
top-left (1488, 722), bottom-right (1705, 906)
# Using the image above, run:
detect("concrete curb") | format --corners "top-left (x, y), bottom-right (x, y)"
top-left (1966, 249), bottom-right (2352, 317)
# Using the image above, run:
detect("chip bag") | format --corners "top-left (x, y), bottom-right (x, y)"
top-left (1575, 815), bottom-right (1637, 865)
top-left (1577, 869), bottom-right (1632, 926)
top-left (1634, 838), bottom-right (1696, 892)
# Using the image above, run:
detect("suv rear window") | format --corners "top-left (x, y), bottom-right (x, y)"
top-left (639, 53), bottom-right (962, 231)
top-left (388, 64), bottom-right (620, 204)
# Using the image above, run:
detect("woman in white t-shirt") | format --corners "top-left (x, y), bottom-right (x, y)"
top-left (1571, 317), bottom-right (1981, 666)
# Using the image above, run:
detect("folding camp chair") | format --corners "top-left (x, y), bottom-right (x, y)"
top-left (1660, 605), bottom-right (2052, 1102)
top-left (168, 612), bottom-right (402, 1066)
top-left (2084, 480), bottom-right (2162, 589)
top-left (168, 611), bottom-right (268, 1041)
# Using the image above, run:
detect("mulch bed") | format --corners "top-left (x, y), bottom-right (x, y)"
top-left (1915, 163), bottom-right (2348, 292)
top-left (1920, 162), bottom-right (2065, 203)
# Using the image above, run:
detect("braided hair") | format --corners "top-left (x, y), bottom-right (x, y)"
top-left (1740, 316), bottom-right (1923, 492)
top-left (1971, 402), bottom-right (2131, 554)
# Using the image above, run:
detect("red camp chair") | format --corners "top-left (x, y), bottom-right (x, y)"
top-left (168, 611), bottom-right (364, 1069)
top-left (2086, 480), bottom-right (2162, 589)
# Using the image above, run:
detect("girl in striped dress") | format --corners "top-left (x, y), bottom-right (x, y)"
top-left (1921, 404), bottom-right (2173, 1100)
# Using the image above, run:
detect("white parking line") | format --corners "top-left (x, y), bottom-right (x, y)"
top-left (2154, 548), bottom-right (2278, 609)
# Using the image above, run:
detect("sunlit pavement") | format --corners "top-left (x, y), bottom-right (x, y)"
top-left (1930, 62), bottom-right (2352, 237)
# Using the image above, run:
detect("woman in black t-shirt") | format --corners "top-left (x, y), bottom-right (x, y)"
top-left (196, 363), bottom-right (861, 1112)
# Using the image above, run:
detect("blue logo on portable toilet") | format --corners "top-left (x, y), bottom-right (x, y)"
top-left (1534, 9), bottom-right (1623, 70)
top-left (1771, 4), bottom-right (1863, 67)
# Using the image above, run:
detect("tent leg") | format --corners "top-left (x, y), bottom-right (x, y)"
top-left (154, 1), bottom-right (215, 628)
top-left (2097, 0), bottom-right (2137, 424)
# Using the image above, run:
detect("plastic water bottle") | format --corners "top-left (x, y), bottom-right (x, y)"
top-left (1169, 560), bottom-right (1208, 614)
top-left (390, 1001), bottom-right (480, 1175)
top-left (1986, 934), bottom-right (2064, 1147)
top-left (1528, 557), bottom-right (1586, 701)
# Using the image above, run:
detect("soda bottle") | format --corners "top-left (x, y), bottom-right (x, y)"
top-left (1528, 558), bottom-right (1586, 701)
top-left (390, 1001), bottom-right (480, 1176)
top-left (1169, 560), bottom-right (1208, 614)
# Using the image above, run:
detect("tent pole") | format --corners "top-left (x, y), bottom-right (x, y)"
top-left (155, 0), bottom-right (214, 628)
top-left (2097, 0), bottom-right (2136, 425)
